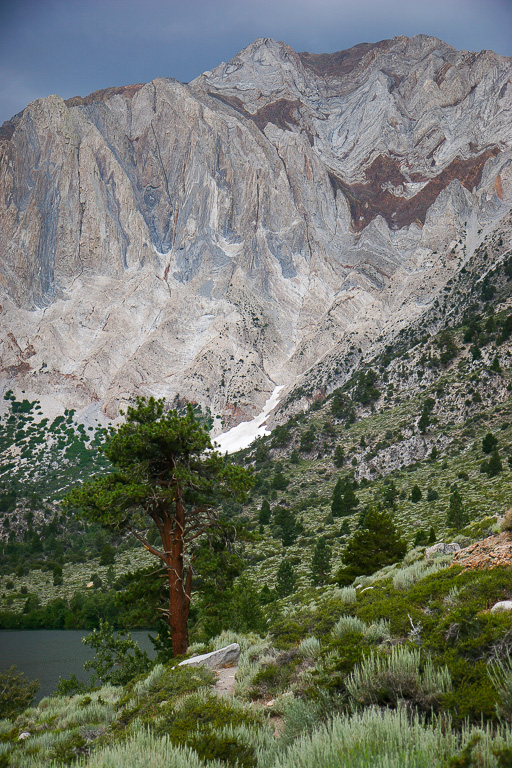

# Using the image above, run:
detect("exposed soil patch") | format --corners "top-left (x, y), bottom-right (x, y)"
top-left (214, 664), bottom-right (237, 697)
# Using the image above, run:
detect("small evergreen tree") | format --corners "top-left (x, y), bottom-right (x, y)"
top-left (333, 445), bottom-right (345, 468)
top-left (487, 450), bottom-right (503, 477)
top-left (410, 485), bottom-right (422, 503)
top-left (428, 526), bottom-right (436, 544)
top-left (336, 507), bottom-right (406, 585)
top-left (331, 477), bottom-right (344, 516)
top-left (446, 487), bottom-right (468, 530)
top-left (381, 481), bottom-right (398, 509)
top-left (273, 505), bottom-right (299, 546)
top-left (259, 584), bottom-right (276, 605)
top-left (311, 536), bottom-right (331, 585)
top-left (341, 483), bottom-right (359, 516)
top-left (276, 559), bottom-right (297, 597)
top-left (490, 356), bottom-right (502, 373)
top-left (271, 472), bottom-right (289, 490)
top-left (259, 499), bottom-right (271, 526)
top-left (52, 564), bottom-right (63, 586)
top-left (482, 432), bottom-right (498, 454)
top-left (228, 574), bottom-right (266, 634)
top-left (99, 544), bottom-right (115, 565)
top-left (413, 529), bottom-right (429, 546)
top-left (418, 398), bottom-right (435, 434)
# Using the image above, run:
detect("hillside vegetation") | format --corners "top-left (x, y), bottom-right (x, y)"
top-left (1, 227), bottom-right (512, 765)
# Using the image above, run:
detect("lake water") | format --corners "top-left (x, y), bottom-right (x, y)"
top-left (0, 629), bottom-right (156, 701)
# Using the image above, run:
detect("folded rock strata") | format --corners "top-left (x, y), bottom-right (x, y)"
top-left (0, 35), bottom-right (511, 424)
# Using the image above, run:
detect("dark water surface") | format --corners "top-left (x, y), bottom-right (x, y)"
top-left (0, 629), bottom-right (156, 702)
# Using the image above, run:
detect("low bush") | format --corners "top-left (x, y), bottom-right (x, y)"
top-left (346, 646), bottom-right (452, 710)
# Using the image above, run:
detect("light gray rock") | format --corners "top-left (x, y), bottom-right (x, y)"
top-left (0, 36), bottom-right (511, 424)
top-left (425, 542), bottom-right (461, 557)
top-left (178, 643), bottom-right (240, 670)
top-left (18, 732), bottom-right (31, 740)
top-left (491, 601), bottom-right (512, 613)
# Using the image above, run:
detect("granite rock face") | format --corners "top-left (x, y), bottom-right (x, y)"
top-left (0, 36), bottom-right (511, 422)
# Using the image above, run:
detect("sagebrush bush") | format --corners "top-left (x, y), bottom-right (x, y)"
top-left (364, 619), bottom-right (391, 643)
top-left (79, 728), bottom-right (222, 768)
top-left (489, 651), bottom-right (512, 722)
top-left (332, 615), bottom-right (367, 638)
top-left (392, 559), bottom-right (448, 590)
top-left (270, 708), bottom-right (512, 768)
top-left (298, 636), bottom-right (321, 659)
top-left (346, 646), bottom-right (452, 710)
top-left (339, 586), bottom-right (357, 605)
top-left (501, 508), bottom-right (512, 533)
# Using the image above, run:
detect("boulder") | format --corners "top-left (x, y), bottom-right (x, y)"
top-left (178, 643), bottom-right (240, 670)
top-left (491, 601), bottom-right (512, 613)
top-left (425, 542), bottom-right (461, 557)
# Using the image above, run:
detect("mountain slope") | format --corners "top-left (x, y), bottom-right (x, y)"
top-left (0, 36), bottom-right (511, 423)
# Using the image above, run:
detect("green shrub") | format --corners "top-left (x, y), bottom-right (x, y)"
top-left (489, 652), bottom-right (512, 723)
top-left (336, 507), bottom-right (406, 585)
top-left (346, 646), bottom-right (451, 710)
top-left (79, 730), bottom-right (220, 768)
top-left (82, 619), bottom-right (153, 686)
top-left (0, 665), bottom-right (38, 718)
top-left (155, 689), bottom-right (264, 767)
top-left (270, 707), bottom-right (512, 768)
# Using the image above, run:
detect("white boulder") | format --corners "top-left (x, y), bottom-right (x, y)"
top-left (491, 601), bottom-right (512, 613)
top-left (178, 643), bottom-right (240, 670)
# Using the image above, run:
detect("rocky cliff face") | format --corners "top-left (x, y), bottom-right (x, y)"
top-left (0, 35), bottom-right (511, 423)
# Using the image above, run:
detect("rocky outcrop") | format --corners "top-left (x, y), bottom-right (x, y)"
top-left (0, 36), bottom-right (511, 423)
top-left (451, 532), bottom-right (512, 569)
top-left (426, 542), bottom-right (461, 557)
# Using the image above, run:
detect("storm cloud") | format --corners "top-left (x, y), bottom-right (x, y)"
top-left (0, 0), bottom-right (511, 123)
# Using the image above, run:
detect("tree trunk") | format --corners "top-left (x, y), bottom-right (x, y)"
top-left (165, 494), bottom-right (189, 656)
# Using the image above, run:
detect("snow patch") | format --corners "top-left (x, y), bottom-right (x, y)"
top-left (213, 386), bottom-right (284, 454)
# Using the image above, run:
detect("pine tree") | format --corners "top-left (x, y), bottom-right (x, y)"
top-left (482, 432), bottom-right (498, 454)
top-left (311, 536), bottom-right (331, 585)
top-left (413, 529), bottom-right (429, 546)
top-left (342, 483), bottom-right (359, 516)
top-left (418, 409), bottom-right (430, 433)
top-left (446, 487), bottom-right (468, 530)
top-left (336, 507), bottom-right (406, 585)
top-left (490, 356), bottom-right (502, 373)
top-left (276, 559), bottom-right (297, 597)
top-left (273, 505), bottom-right (298, 546)
top-left (410, 484), bottom-right (422, 503)
top-left (333, 445), bottom-right (345, 468)
top-left (381, 481), bottom-right (398, 509)
top-left (487, 450), bottom-right (503, 477)
top-left (64, 397), bottom-right (252, 656)
top-left (331, 477), bottom-right (345, 516)
top-left (259, 499), bottom-right (271, 526)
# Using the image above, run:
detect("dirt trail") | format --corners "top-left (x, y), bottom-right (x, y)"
top-left (214, 665), bottom-right (237, 696)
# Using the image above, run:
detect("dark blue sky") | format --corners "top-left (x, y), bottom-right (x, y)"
top-left (1, 0), bottom-right (511, 124)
